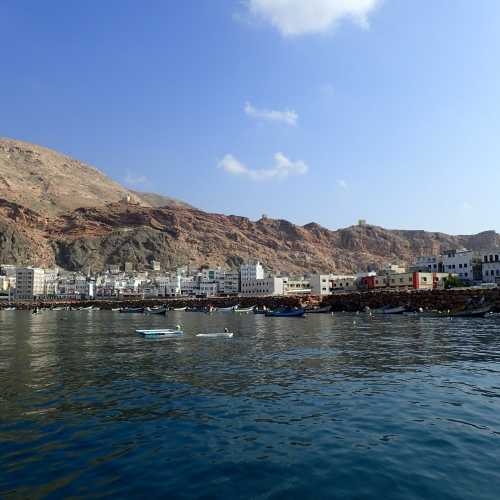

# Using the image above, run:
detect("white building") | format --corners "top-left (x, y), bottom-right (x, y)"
top-left (309, 274), bottom-right (333, 296)
top-left (413, 255), bottom-right (442, 272)
top-left (240, 277), bottom-right (285, 296)
top-left (240, 262), bottom-right (264, 282)
top-left (15, 267), bottom-right (45, 300)
top-left (482, 250), bottom-right (500, 283)
top-left (309, 274), bottom-right (357, 295)
top-left (442, 249), bottom-right (480, 283)
top-left (284, 278), bottom-right (311, 295)
top-left (217, 271), bottom-right (240, 295)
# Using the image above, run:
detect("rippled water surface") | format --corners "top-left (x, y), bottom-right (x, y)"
top-left (2, 310), bottom-right (500, 499)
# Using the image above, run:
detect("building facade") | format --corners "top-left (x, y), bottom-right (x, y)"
top-left (482, 250), bottom-right (500, 283)
top-left (240, 262), bottom-right (264, 282)
top-left (15, 267), bottom-right (45, 300)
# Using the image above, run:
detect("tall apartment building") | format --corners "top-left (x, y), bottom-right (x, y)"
top-left (15, 267), bottom-right (45, 300)
top-left (240, 262), bottom-right (264, 281)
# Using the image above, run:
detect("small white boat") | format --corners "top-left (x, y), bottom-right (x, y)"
top-left (52, 307), bottom-right (64, 311)
top-left (172, 307), bottom-right (187, 311)
top-left (234, 306), bottom-right (254, 314)
top-left (218, 305), bottom-right (237, 312)
top-left (111, 308), bottom-right (120, 312)
top-left (196, 332), bottom-right (234, 338)
top-left (3, 307), bottom-right (16, 311)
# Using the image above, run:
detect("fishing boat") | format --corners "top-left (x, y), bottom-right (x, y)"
top-left (196, 332), bottom-right (234, 338)
top-left (253, 306), bottom-right (268, 314)
top-left (145, 306), bottom-right (167, 316)
top-left (136, 328), bottom-right (183, 339)
top-left (373, 306), bottom-right (407, 315)
top-left (218, 305), bottom-right (237, 312)
top-left (450, 305), bottom-right (492, 318)
top-left (120, 307), bottom-right (145, 314)
top-left (234, 306), bottom-right (255, 314)
top-left (265, 308), bottom-right (305, 318)
top-left (304, 305), bottom-right (332, 314)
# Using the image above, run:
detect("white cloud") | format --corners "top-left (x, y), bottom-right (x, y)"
top-left (247, 0), bottom-right (380, 36)
top-left (337, 179), bottom-right (348, 190)
top-left (124, 170), bottom-right (149, 187)
top-left (218, 153), bottom-right (308, 181)
top-left (244, 101), bottom-right (298, 126)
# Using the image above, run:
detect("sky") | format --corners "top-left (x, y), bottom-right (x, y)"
top-left (1, 0), bottom-right (500, 234)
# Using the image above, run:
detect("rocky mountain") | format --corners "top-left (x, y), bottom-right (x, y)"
top-left (129, 190), bottom-right (193, 209)
top-left (0, 138), bottom-right (498, 273)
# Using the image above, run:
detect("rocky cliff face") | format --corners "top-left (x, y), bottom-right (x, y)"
top-left (0, 138), bottom-right (498, 273)
top-left (0, 200), bottom-right (497, 273)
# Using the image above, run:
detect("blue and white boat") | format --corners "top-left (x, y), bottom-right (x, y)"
top-left (136, 328), bottom-right (183, 339)
top-left (265, 308), bottom-right (305, 318)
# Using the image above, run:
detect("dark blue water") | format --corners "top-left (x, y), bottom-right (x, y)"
top-left (1, 310), bottom-right (500, 499)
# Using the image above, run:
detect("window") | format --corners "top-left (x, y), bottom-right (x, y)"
top-left (485, 256), bottom-right (489, 263)
top-left (496, 255), bottom-right (499, 262)
top-left (464, 263), bottom-right (467, 268)
top-left (423, 277), bottom-right (427, 282)
top-left (459, 264), bottom-right (463, 269)
top-left (465, 272), bottom-right (468, 277)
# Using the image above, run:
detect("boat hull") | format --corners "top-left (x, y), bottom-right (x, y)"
top-left (265, 309), bottom-right (305, 318)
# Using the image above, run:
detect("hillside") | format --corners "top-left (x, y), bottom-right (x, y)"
top-left (0, 138), bottom-right (498, 273)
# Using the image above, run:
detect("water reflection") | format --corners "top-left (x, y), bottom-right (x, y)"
top-left (2, 311), bottom-right (500, 498)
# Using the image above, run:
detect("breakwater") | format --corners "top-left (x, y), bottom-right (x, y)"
top-left (322, 288), bottom-right (500, 312)
top-left (2, 287), bottom-right (500, 312)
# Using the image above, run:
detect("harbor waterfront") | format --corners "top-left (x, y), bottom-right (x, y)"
top-left (4, 286), bottom-right (500, 313)
top-left (2, 310), bottom-right (500, 498)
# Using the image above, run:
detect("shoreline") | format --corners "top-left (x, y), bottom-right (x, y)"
top-left (2, 287), bottom-right (500, 313)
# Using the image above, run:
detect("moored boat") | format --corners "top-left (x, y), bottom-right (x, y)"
top-left (120, 307), bottom-right (145, 314)
top-left (136, 328), bottom-right (183, 339)
top-left (449, 305), bottom-right (492, 318)
top-left (304, 305), bottom-right (332, 314)
top-left (172, 306), bottom-right (187, 311)
top-left (234, 306), bottom-right (255, 314)
top-left (145, 306), bottom-right (167, 316)
top-left (373, 306), bottom-right (407, 315)
top-left (196, 332), bottom-right (234, 338)
top-left (218, 305), bottom-right (237, 312)
top-left (265, 308), bottom-right (305, 318)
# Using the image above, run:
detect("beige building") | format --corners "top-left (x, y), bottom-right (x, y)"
top-left (15, 267), bottom-right (45, 300)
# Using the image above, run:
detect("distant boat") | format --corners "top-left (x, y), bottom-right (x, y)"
top-left (120, 307), bottom-right (144, 314)
top-left (145, 306), bottom-right (167, 316)
top-left (373, 306), bottom-right (407, 315)
top-left (450, 305), bottom-right (492, 318)
top-left (136, 328), bottom-right (183, 339)
top-left (196, 332), bottom-right (234, 338)
top-left (3, 307), bottom-right (16, 311)
top-left (52, 306), bottom-right (64, 311)
top-left (265, 308), bottom-right (305, 318)
top-left (218, 305), bottom-right (237, 312)
top-left (172, 306), bottom-right (187, 311)
top-left (234, 306), bottom-right (254, 314)
top-left (304, 305), bottom-right (332, 314)
top-left (80, 306), bottom-right (94, 311)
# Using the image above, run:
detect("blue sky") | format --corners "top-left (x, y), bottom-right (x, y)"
top-left (1, 1), bottom-right (500, 234)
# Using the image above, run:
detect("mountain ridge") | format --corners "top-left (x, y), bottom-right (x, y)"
top-left (0, 138), bottom-right (498, 273)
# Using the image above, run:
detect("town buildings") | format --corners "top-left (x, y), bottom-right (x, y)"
top-left (482, 250), bottom-right (500, 283)
top-left (1, 246), bottom-right (499, 302)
